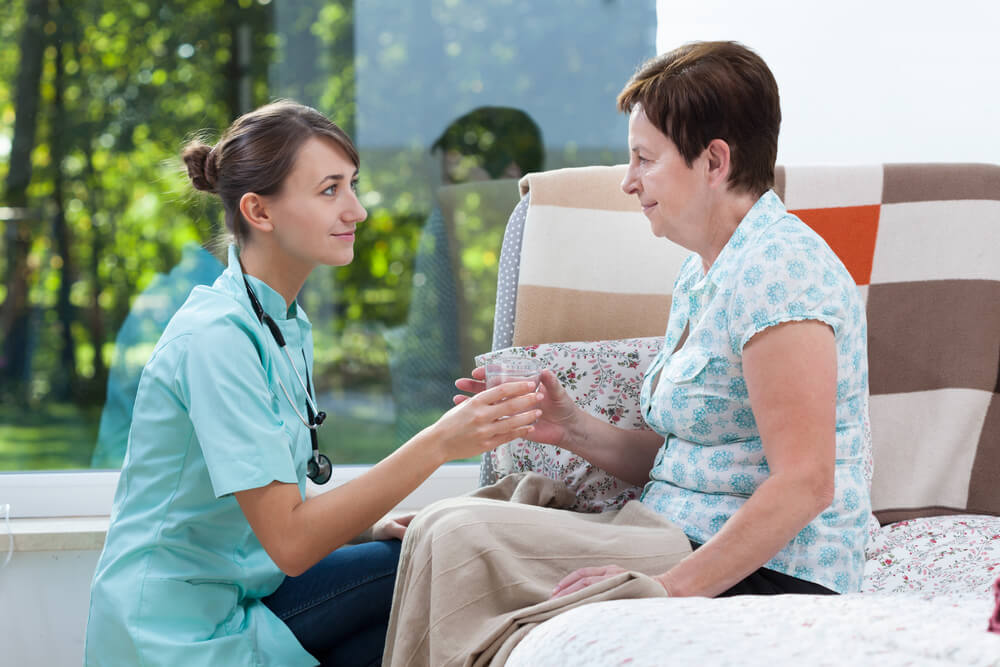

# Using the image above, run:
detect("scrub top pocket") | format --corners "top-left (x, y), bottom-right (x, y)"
top-left (136, 577), bottom-right (240, 642)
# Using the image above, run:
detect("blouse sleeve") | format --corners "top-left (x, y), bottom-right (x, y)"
top-left (726, 229), bottom-right (851, 351)
top-left (179, 317), bottom-right (300, 498)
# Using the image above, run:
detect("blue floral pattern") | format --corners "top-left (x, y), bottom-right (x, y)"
top-left (639, 190), bottom-right (872, 594)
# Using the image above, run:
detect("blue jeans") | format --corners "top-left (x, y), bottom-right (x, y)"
top-left (263, 540), bottom-right (402, 667)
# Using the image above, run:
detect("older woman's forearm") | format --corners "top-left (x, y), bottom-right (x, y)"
top-left (649, 319), bottom-right (838, 596)
top-left (656, 471), bottom-right (832, 597)
top-left (561, 412), bottom-right (663, 486)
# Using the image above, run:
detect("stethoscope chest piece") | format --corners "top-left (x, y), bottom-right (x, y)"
top-left (307, 453), bottom-right (332, 485)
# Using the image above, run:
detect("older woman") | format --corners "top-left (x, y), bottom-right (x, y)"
top-left (385, 41), bottom-right (871, 665)
top-left (462, 41), bottom-right (870, 599)
top-left (544, 40), bottom-right (871, 598)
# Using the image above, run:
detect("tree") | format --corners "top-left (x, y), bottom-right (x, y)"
top-left (1, 0), bottom-right (48, 403)
top-left (49, 0), bottom-right (79, 400)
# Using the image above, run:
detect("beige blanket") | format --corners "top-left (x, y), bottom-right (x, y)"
top-left (383, 473), bottom-right (693, 667)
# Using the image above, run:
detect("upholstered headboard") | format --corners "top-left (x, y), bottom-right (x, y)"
top-left (490, 163), bottom-right (1000, 524)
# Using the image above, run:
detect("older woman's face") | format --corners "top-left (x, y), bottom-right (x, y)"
top-left (621, 107), bottom-right (710, 250)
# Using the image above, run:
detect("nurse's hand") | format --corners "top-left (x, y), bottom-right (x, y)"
top-left (429, 380), bottom-right (542, 461)
top-left (372, 513), bottom-right (414, 541)
top-left (455, 368), bottom-right (579, 449)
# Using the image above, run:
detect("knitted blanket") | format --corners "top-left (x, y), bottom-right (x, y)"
top-left (497, 163), bottom-right (1000, 524)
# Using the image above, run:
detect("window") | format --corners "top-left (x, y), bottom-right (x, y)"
top-left (0, 0), bottom-right (656, 515)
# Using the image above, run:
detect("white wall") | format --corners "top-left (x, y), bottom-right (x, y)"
top-left (656, 0), bottom-right (1000, 165)
top-left (0, 550), bottom-right (100, 666)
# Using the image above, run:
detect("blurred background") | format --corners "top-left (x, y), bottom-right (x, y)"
top-left (3, 0), bottom-right (997, 475)
top-left (0, 0), bottom-right (656, 472)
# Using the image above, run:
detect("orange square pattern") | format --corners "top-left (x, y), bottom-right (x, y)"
top-left (790, 205), bottom-right (881, 285)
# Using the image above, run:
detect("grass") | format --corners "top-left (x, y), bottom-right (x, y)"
top-left (0, 401), bottom-right (474, 471)
top-left (0, 403), bottom-right (101, 470)
top-left (322, 408), bottom-right (480, 465)
top-left (320, 413), bottom-right (399, 464)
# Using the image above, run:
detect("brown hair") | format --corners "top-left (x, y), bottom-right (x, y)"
top-left (617, 41), bottom-right (780, 196)
top-left (182, 100), bottom-right (359, 246)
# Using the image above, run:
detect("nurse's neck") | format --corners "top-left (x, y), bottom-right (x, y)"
top-left (238, 243), bottom-right (313, 312)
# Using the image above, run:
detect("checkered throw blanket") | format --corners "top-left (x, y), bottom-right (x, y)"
top-left (493, 163), bottom-right (1000, 524)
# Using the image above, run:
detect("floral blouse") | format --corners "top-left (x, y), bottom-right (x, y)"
top-left (639, 190), bottom-right (872, 594)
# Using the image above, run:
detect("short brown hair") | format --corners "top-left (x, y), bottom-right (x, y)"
top-left (182, 100), bottom-right (359, 245)
top-left (617, 41), bottom-right (780, 196)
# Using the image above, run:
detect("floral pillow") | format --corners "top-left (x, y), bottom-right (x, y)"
top-left (476, 337), bottom-right (663, 513)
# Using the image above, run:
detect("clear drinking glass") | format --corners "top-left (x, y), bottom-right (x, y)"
top-left (484, 356), bottom-right (542, 391)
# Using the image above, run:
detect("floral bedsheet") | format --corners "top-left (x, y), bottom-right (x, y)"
top-left (863, 514), bottom-right (1000, 595)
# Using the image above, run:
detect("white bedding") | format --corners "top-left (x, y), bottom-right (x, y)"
top-left (506, 594), bottom-right (1000, 666)
top-left (507, 514), bottom-right (1000, 666)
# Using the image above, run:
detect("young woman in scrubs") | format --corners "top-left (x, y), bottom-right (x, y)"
top-left (84, 101), bottom-right (542, 667)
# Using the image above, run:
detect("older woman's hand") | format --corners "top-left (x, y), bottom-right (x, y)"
top-left (550, 565), bottom-right (630, 599)
top-left (371, 513), bottom-right (414, 541)
top-left (455, 368), bottom-right (579, 448)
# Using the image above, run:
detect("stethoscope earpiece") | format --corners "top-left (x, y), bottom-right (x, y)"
top-left (243, 273), bottom-right (332, 484)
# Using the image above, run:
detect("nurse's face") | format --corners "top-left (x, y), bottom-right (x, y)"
top-left (263, 136), bottom-right (368, 268)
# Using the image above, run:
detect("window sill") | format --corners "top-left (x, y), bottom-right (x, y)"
top-left (8, 516), bottom-right (109, 552)
top-left (3, 463), bottom-right (481, 518)
top-left (2, 463), bottom-right (482, 550)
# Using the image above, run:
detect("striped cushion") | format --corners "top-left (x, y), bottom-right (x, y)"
top-left (510, 166), bottom-right (687, 345)
top-left (499, 163), bottom-right (1000, 523)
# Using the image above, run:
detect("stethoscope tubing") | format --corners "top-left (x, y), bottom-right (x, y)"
top-left (275, 345), bottom-right (321, 432)
top-left (241, 269), bottom-right (331, 483)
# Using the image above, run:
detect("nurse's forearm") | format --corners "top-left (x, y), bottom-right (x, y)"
top-left (235, 434), bottom-right (447, 577)
top-left (238, 383), bottom-right (541, 575)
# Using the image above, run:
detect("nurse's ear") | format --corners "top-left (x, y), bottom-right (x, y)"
top-left (239, 192), bottom-right (274, 234)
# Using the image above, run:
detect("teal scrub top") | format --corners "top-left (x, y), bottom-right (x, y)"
top-left (85, 246), bottom-right (318, 666)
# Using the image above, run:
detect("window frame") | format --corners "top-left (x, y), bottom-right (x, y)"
top-left (2, 463), bottom-right (481, 519)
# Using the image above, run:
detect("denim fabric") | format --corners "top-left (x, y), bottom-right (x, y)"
top-left (263, 540), bottom-right (402, 667)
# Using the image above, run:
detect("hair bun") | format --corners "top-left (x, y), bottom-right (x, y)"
top-left (182, 141), bottom-right (219, 193)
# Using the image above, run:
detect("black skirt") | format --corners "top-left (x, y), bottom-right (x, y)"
top-left (689, 541), bottom-right (838, 596)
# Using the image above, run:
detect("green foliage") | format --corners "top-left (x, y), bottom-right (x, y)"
top-left (0, 0), bottom-right (434, 465)
top-left (0, 1), bottom-right (24, 192)
top-left (0, 0), bottom-right (649, 469)
top-left (0, 402), bottom-right (100, 470)
top-left (1, 0), bottom-right (343, 401)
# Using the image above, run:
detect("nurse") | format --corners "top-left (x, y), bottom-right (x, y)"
top-left (84, 100), bottom-right (542, 666)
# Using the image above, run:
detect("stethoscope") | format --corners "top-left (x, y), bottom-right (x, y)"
top-left (242, 274), bottom-right (332, 484)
